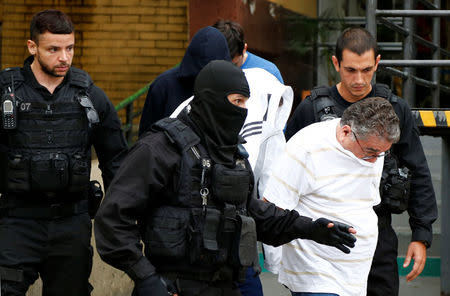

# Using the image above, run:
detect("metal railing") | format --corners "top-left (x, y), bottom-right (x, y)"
top-left (115, 84), bottom-right (149, 144)
top-left (365, 1), bottom-right (450, 295)
top-left (366, 0), bottom-right (450, 108)
top-left (115, 64), bottom-right (179, 145)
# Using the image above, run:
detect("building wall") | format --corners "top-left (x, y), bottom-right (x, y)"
top-left (0, 0), bottom-right (189, 118)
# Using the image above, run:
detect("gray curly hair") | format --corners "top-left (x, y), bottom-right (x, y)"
top-left (340, 97), bottom-right (400, 143)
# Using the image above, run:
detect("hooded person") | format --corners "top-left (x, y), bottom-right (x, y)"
top-left (180, 59), bottom-right (250, 165)
top-left (138, 26), bottom-right (231, 136)
top-left (95, 60), bottom-right (357, 296)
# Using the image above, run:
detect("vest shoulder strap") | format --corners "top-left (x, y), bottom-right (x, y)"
top-left (152, 118), bottom-right (201, 152)
top-left (310, 86), bottom-right (337, 122)
top-left (69, 68), bottom-right (93, 90)
top-left (0, 67), bottom-right (24, 91)
top-left (373, 83), bottom-right (397, 103)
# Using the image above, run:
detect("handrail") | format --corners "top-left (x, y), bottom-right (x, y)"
top-left (114, 64), bottom-right (180, 145)
top-left (115, 84), bottom-right (150, 145)
top-left (115, 84), bottom-right (150, 111)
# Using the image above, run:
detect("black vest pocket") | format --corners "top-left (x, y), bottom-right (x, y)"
top-left (30, 153), bottom-right (69, 192)
top-left (211, 164), bottom-right (250, 205)
top-left (69, 154), bottom-right (90, 192)
top-left (145, 206), bottom-right (189, 258)
top-left (231, 214), bottom-right (257, 268)
top-left (188, 208), bottom-right (227, 266)
top-left (3, 153), bottom-right (31, 192)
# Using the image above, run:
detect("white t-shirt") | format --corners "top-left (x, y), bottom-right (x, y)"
top-left (264, 118), bottom-right (382, 296)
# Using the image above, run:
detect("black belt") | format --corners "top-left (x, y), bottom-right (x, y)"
top-left (0, 199), bottom-right (88, 219)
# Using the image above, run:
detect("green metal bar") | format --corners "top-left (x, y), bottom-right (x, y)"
top-left (115, 63), bottom-right (180, 112)
top-left (115, 84), bottom-right (150, 111)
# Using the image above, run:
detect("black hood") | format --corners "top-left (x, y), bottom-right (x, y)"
top-left (188, 60), bottom-right (250, 165)
top-left (178, 27), bottom-right (231, 79)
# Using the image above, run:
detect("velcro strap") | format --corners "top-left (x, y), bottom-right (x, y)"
top-left (0, 266), bottom-right (24, 282)
top-left (2, 199), bottom-right (88, 219)
top-left (310, 86), bottom-right (330, 100)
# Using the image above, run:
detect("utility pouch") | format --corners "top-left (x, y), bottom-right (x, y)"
top-left (378, 154), bottom-right (410, 214)
top-left (69, 154), bottom-right (90, 192)
top-left (188, 208), bottom-right (225, 266)
top-left (145, 206), bottom-right (189, 259)
top-left (211, 164), bottom-right (250, 205)
top-left (88, 180), bottom-right (103, 219)
top-left (3, 153), bottom-right (30, 192)
top-left (203, 208), bottom-right (221, 251)
top-left (231, 214), bottom-right (257, 268)
top-left (30, 153), bottom-right (69, 192)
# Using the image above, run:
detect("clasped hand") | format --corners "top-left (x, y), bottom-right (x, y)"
top-left (310, 218), bottom-right (357, 253)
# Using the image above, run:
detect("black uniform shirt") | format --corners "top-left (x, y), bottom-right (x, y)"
top-left (285, 85), bottom-right (438, 246)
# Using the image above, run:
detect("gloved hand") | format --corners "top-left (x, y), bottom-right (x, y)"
top-left (309, 218), bottom-right (357, 254)
top-left (132, 273), bottom-right (177, 296)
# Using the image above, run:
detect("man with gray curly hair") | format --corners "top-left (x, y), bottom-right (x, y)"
top-left (341, 96), bottom-right (401, 148)
top-left (264, 97), bottom-right (400, 296)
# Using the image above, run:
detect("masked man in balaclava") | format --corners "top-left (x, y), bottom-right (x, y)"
top-left (94, 60), bottom-right (357, 296)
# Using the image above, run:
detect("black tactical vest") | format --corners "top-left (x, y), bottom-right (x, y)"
top-left (310, 84), bottom-right (410, 214)
top-left (311, 83), bottom-right (397, 121)
top-left (143, 118), bottom-right (258, 282)
top-left (0, 67), bottom-right (96, 196)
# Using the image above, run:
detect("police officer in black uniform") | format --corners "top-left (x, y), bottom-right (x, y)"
top-left (94, 60), bottom-right (357, 296)
top-left (0, 9), bottom-right (127, 296)
top-left (285, 27), bottom-right (438, 296)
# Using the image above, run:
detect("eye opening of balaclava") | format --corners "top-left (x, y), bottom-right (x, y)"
top-left (188, 60), bottom-right (250, 165)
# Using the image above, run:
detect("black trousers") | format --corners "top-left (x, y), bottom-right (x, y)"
top-left (367, 217), bottom-right (399, 296)
top-left (0, 213), bottom-right (93, 296)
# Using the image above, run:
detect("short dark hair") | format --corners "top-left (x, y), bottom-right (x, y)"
top-left (341, 97), bottom-right (400, 143)
top-left (212, 20), bottom-right (245, 58)
top-left (335, 27), bottom-right (378, 64)
top-left (30, 9), bottom-right (74, 43)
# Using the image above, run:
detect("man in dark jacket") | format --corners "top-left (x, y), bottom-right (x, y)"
top-left (285, 27), bottom-right (438, 296)
top-left (95, 60), bottom-right (357, 296)
top-left (0, 9), bottom-right (127, 296)
top-left (138, 26), bottom-right (231, 135)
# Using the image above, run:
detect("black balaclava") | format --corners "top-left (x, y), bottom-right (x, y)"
top-left (188, 60), bottom-right (250, 165)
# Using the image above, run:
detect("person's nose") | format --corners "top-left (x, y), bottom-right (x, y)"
top-left (355, 71), bottom-right (364, 84)
top-left (59, 50), bottom-right (69, 62)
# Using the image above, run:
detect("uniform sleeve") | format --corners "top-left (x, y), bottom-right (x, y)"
top-left (94, 135), bottom-right (180, 282)
top-left (89, 85), bottom-right (128, 190)
top-left (138, 79), bottom-right (167, 136)
top-left (248, 139), bottom-right (316, 246)
top-left (392, 99), bottom-right (438, 246)
top-left (247, 193), bottom-right (314, 247)
top-left (284, 97), bottom-right (316, 141)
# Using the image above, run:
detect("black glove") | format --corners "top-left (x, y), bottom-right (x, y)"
top-left (132, 273), bottom-right (176, 296)
top-left (309, 218), bottom-right (357, 254)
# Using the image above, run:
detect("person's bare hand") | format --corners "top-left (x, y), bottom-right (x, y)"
top-left (403, 241), bottom-right (427, 282)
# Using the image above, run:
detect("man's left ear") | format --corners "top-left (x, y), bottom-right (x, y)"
top-left (342, 124), bottom-right (352, 136)
top-left (374, 54), bottom-right (381, 70)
